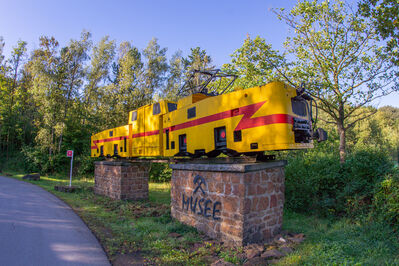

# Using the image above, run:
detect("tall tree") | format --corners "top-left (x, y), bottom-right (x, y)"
top-left (142, 38), bottom-right (168, 100)
top-left (276, 0), bottom-right (399, 162)
top-left (227, 0), bottom-right (399, 163)
top-left (359, 0), bottom-right (399, 65)
top-left (0, 37), bottom-right (4, 69)
top-left (179, 47), bottom-right (214, 95)
top-left (102, 41), bottom-right (144, 127)
top-left (28, 36), bottom-right (63, 157)
top-left (2, 40), bottom-right (28, 157)
top-left (164, 50), bottom-right (184, 101)
top-left (85, 36), bottom-right (115, 110)
top-left (223, 36), bottom-right (286, 89)
top-left (57, 31), bottom-right (92, 151)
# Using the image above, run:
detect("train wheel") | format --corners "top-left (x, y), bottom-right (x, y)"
top-left (224, 149), bottom-right (240, 157)
top-left (206, 150), bottom-right (221, 158)
top-left (243, 152), bottom-right (258, 157)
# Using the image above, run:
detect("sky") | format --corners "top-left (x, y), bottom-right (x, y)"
top-left (0, 0), bottom-right (398, 107)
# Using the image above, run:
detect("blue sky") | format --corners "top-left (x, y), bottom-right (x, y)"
top-left (1, 0), bottom-right (398, 107)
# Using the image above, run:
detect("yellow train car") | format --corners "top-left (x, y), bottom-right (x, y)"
top-left (91, 70), bottom-right (326, 158)
top-left (91, 125), bottom-right (129, 157)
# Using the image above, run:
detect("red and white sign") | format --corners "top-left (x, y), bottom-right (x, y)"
top-left (67, 150), bottom-right (73, 157)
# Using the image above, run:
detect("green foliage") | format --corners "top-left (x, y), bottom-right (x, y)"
top-left (373, 168), bottom-right (399, 230)
top-left (164, 46), bottom-right (214, 98)
top-left (285, 147), bottom-right (394, 217)
top-left (219, 247), bottom-right (242, 264)
top-left (75, 155), bottom-right (96, 177)
top-left (359, 0), bottom-right (399, 65)
top-left (223, 36), bottom-right (287, 89)
top-left (149, 163), bottom-right (172, 183)
top-left (21, 146), bottom-right (69, 174)
top-left (341, 149), bottom-right (393, 217)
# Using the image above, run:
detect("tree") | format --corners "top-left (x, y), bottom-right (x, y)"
top-left (276, 0), bottom-right (399, 162)
top-left (226, 0), bottom-right (399, 163)
top-left (359, 0), bottom-right (399, 65)
top-left (85, 36), bottom-right (115, 109)
top-left (57, 31), bottom-right (92, 151)
top-left (223, 36), bottom-right (287, 89)
top-left (102, 41), bottom-right (145, 127)
top-left (28, 36), bottom-right (64, 157)
top-left (0, 37), bottom-right (4, 69)
top-left (142, 38), bottom-right (168, 100)
top-left (164, 50), bottom-right (184, 101)
top-left (177, 47), bottom-right (214, 95)
top-left (1, 40), bottom-right (28, 158)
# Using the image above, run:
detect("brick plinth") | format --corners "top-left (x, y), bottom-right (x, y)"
top-left (94, 161), bottom-right (149, 200)
top-left (170, 161), bottom-right (286, 246)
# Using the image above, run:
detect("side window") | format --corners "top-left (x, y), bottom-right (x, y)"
top-left (153, 103), bottom-right (161, 115)
top-left (109, 131), bottom-right (113, 137)
top-left (167, 103), bottom-right (177, 112)
top-left (131, 111), bottom-right (137, 121)
top-left (187, 107), bottom-right (196, 119)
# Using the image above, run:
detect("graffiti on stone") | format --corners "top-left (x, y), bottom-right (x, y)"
top-left (182, 175), bottom-right (221, 220)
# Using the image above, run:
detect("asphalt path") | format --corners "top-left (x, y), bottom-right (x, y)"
top-left (0, 176), bottom-right (110, 266)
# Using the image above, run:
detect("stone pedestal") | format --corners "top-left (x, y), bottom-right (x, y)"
top-left (170, 161), bottom-right (286, 246)
top-left (94, 161), bottom-right (149, 200)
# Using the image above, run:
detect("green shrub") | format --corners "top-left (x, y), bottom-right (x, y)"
top-left (284, 147), bottom-right (394, 218)
top-left (284, 149), bottom-right (342, 215)
top-left (21, 146), bottom-right (75, 174)
top-left (0, 151), bottom-right (27, 172)
top-left (75, 155), bottom-right (96, 177)
top-left (373, 169), bottom-right (399, 230)
top-left (339, 149), bottom-right (393, 217)
top-left (149, 163), bottom-right (172, 182)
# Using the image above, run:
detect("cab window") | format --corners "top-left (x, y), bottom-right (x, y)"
top-left (153, 103), bottom-right (161, 115)
top-left (131, 111), bottom-right (137, 121)
top-left (167, 103), bottom-right (177, 112)
top-left (291, 99), bottom-right (307, 117)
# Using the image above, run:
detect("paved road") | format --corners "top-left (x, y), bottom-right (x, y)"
top-left (0, 176), bottom-right (110, 266)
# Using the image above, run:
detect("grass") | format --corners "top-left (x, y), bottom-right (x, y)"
top-left (2, 170), bottom-right (399, 265)
top-left (277, 211), bottom-right (399, 265)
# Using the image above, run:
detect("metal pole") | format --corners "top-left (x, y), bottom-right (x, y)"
top-left (69, 152), bottom-right (73, 187)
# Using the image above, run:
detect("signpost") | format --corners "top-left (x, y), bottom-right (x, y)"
top-left (67, 150), bottom-right (74, 187)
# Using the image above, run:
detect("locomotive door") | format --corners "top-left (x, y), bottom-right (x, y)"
top-left (131, 108), bottom-right (145, 156)
top-left (143, 104), bottom-right (161, 156)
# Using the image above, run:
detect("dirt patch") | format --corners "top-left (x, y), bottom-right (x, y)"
top-left (113, 251), bottom-right (146, 266)
top-left (127, 203), bottom-right (169, 218)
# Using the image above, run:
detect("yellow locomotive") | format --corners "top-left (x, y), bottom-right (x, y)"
top-left (91, 70), bottom-right (326, 159)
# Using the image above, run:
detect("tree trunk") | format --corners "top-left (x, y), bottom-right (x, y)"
top-left (338, 125), bottom-right (346, 163)
top-left (337, 103), bottom-right (346, 164)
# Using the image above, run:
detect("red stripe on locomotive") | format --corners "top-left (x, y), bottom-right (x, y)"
top-left (163, 101), bottom-right (293, 133)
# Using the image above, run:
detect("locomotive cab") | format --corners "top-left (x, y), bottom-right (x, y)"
top-left (129, 100), bottom-right (178, 157)
top-left (291, 86), bottom-right (327, 144)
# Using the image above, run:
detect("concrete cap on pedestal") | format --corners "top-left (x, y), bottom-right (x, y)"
top-left (169, 160), bottom-right (287, 173)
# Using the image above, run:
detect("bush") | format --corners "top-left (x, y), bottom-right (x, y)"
top-left (284, 149), bottom-right (342, 215)
top-left (149, 163), bottom-right (172, 183)
top-left (0, 151), bottom-right (27, 172)
top-left (340, 149), bottom-right (393, 217)
top-left (373, 169), bottom-right (399, 230)
top-left (75, 155), bottom-right (96, 177)
top-left (284, 148), bottom-right (394, 218)
top-left (21, 146), bottom-right (76, 174)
